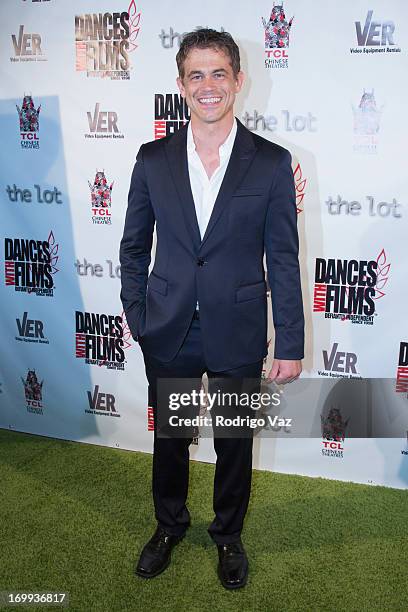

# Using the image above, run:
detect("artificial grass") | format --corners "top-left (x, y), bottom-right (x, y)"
top-left (0, 428), bottom-right (407, 612)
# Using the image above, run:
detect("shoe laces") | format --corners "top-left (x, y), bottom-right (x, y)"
top-left (151, 528), bottom-right (172, 551)
top-left (221, 542), bottom-right (243, 555)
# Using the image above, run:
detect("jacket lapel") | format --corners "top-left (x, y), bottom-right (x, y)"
top-left (165, 124), bottom-right (202, 252)
top-left (200, 120), bottom-right (258, 248)
top-left (164, 118), bottom-right (258, 252)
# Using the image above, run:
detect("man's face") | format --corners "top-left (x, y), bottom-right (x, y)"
top-left (177, 46), bottom-right (244, 125)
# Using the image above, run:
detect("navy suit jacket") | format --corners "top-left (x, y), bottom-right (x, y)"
top-left (119, 118), bottom-right (304, 371)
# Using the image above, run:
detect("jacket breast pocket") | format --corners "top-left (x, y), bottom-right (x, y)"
top-left (232, 187), bottom-right (264, 198)
top-left (235, 280), bottom-right (266, 303)
top-left (148, 272), bottom-right (168, 296)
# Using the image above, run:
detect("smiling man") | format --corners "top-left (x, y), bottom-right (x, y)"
top-left (119, 28), bottom-right (304, 589)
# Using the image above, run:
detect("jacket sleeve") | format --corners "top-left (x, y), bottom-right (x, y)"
top-left (264, 150), bottom-right (304, 360)
top-left (119, 145), bottom-right (155, 340)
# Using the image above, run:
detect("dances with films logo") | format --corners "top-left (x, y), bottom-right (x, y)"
top-left (351, 10), bottom-right (401, 55)
top-left (88, 171), bottom-right (113, 224)
top-left (154, 94), bottom-right (190, 140)
top-left (22, 369), bottom-right (44, 415)
top-left (11, 25), bottom-right (46, 62)
top-left (16, 95), bottom-right (41, 149)
top-left (75, 311), bottom-right (132, 370)
top-left (321, 408), bottom-right (349, 459)
top-left (352, 90), bottom-right (384, 154)
top-left (313, 249), bottom-right (390, 324)
top-left (262, 2), bottom-right (294, 69)
top-left (396, 342), bottom-right (408, 395)
top-left (4, 233), bottom-right (59, 297)
top-left (75, 3), bottom-right (141, 80)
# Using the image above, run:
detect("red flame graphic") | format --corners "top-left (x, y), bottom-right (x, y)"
top-left (128, 1), bottom-right (141, 52)
top-left (48, 230), bottom-right (59, 274)
top-left (121, 310), bottom-right (133, 351)
top-left (293, 163), bottom-right (306, 214)
top-left (373, 248), bottom-right (390, 300)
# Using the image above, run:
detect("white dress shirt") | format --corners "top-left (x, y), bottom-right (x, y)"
top-left (187, 118), bottom-right (237, 240)
top-left (187, 118), bottom-right (237, 311)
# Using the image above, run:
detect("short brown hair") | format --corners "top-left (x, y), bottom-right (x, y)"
top-left (176, 28), bottom-right (241, 79)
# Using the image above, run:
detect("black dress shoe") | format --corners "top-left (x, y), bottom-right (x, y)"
top-left (217, 540), bottom-right (248, 589)
top-left (135, 526), bottom-right (185, 578)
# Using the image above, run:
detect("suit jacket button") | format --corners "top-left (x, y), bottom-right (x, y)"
top-left (197, 258), bottom-right (205, 266)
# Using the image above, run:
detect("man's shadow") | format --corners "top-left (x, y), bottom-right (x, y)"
top-left (0, 97), bottom-right (97, 442)
top-left (190, 38), bottom-right (323, 474)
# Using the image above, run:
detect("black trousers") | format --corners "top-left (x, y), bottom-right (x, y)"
top-left (140, 313), bottom-right (263, 545)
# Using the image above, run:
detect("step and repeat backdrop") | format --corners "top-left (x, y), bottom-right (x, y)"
top-left (1, 0), bottom-right (408, 488)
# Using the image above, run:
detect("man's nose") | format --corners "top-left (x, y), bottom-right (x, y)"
top-left (201, 75), bottom-right (217, 89)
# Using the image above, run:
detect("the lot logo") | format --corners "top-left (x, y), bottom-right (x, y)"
top-left (86, 385), bottom-right (120, 417)
top-left (313, 250), bottom-right (390, 325)
top-left (16, 95), bottom-right (41, 149)
top-left (351, 10), bottom-right (401, 55)
top-left (321, 408), bottom-right (349, 458)
top-left (262, 3), bottom-right (294, 69)
top-left (22, 369), bottom-right (44, 415)
top-left (16, 312), bottom-right (49, 345)
top-left (159, 26), bottom-right (225, 49)
top-left (75, 6), bottom-right (141, 80)
top-left (88, 171), bottom-right (113, 224)
top-left (293, 163), bottom-right (306, 214)
top-left (6, 184), bottom-right (63, 206)
top-left (319, 344), bottom-right (361, 379)
top-left (396, 342), bottom-right (408, 394)
top-left (75, 258), bottom-right (120, 278)
top-left (154, 94), bottom-right (190, 140)
top-left (75, 311), bottom-right (132, 370)
top-left (4, 232), bottom-right (59, 297)
top-left (242, 109), bottom-right (316, 133)
top-left (352, 90), bottom-right (384, 154)
top-left (11, 25), bottom-right (46, 63)
top-left (85, 103), bottom-right (124, 140)
top-left (325, 194), bottom-right (401, 218)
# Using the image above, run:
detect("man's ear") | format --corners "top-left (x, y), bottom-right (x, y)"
top-left (235, 70), bottom-right (245, 94)
top-left (176, 76), bottom-right (185, 98)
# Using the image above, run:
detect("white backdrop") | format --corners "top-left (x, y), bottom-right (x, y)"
top-left (1, 0), bottom-right (408, 488)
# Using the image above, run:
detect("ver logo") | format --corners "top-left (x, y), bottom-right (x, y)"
top-left (355, 10), bottom-right (395, 47)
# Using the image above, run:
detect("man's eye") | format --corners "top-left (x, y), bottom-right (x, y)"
top-left (214, 73), bottom-right (224, 78)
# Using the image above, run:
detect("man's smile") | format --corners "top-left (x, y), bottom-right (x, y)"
top-left (197, 96), bottom-right (222, 106)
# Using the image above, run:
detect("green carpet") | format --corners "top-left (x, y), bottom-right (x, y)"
top-left (0, 428), bottom-right (407, 612)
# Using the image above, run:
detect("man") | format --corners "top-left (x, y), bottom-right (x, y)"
top-left (119, 28), bottom-right (304, 589)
